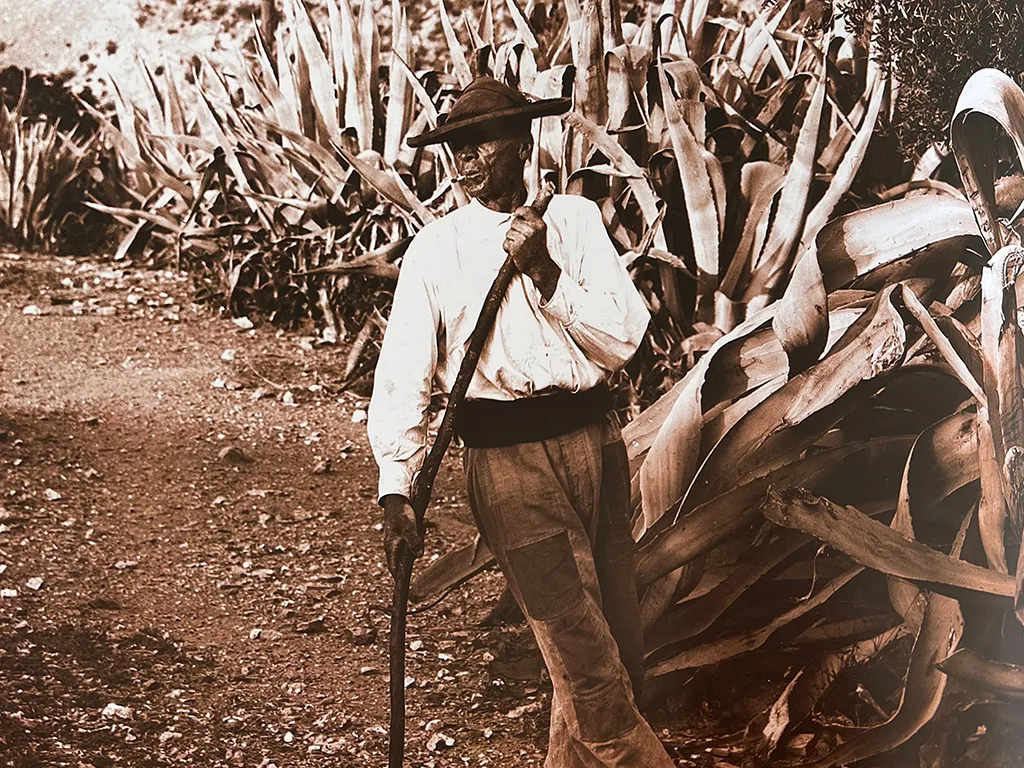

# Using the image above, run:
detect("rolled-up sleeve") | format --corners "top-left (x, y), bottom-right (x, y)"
top-left (540, 198), bottom-right (650, 371)
top-left (367, 229), bottom-right (440, 502)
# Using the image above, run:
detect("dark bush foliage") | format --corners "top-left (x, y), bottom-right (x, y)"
top-left (0, 67), bottom-right (100, 136)
top-left (839, 0), bottom-right (1024, 156)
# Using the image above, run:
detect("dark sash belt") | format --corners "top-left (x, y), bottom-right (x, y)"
top-left (455, 385), bottom-right (613, 448)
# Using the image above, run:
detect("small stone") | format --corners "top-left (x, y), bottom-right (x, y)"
top-left (22, 305), bottom-right (42, 316)
top-left (113, 560), bottom-right (139, 571)
top-left (43, 488), bottom-right (62, 502)
top-left (351, 409), bottom-right (367, 424)
top-left (359, 666), bottom-right (378, 676)
top-left (283, 731), bottom-right (294, 744)
top-left (211, 376), bottom-right (227, 389)
top-left (426, 732), bottom-right (455, 752)
top-left (159, 730), bottom-right (181, 743)
top-left (221, 349), bottom-right (237, 361)
top-left (344, 626), bottom-right (377, 646)
top-left (25, 577), bottom-right (43, 591)
top-left (249, 628), bottom-right (262, 640)
top-left (250, 387), bottom-right (268, 401)
top-left (1, 588), bottom-right (18, 598)
top-left (404, 676), bottom-right (416, 689)
top-left (224, 380), bottom-right (244, 391)
top-left (312, 458), bottom-right (331, 475)
top-left (409, 640), bottom-right (423, 651)
top-left (102, 703), bottom-right (133, 720)
top-left (425, 719), bottom-right (442, 732)
top-left (233, 317), bottom-right (254, 330)
top-left (282, 391), bottom-right (297, 406)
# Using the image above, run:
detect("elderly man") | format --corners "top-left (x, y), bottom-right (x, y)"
top-left (368, 76), bottom-right (674, 767)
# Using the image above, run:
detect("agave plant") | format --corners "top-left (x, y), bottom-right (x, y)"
top-left (0, 95), bottom-right (113, 253)
top-left (94, 0), bottom-right (889, 392)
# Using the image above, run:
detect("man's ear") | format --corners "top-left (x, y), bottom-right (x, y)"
top-left (518, 137), bottom-right (534, 163)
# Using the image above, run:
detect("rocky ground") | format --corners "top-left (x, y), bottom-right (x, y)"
top-left (0, 252), bottom-right (733, 768)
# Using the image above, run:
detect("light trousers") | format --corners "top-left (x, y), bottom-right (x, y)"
top-left (464, 419), bottom-right (675, 768)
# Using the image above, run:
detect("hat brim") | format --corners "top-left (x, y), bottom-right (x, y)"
top-left (406, 98), bottom-right (572, 148)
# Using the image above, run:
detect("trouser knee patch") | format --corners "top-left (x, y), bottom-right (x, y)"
top-left (507, 531), bottom-right (582, 622)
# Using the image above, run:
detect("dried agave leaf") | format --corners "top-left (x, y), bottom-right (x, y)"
top-left (762, 488), bottom-right (1015, 599)
top-left (804, 592), bottom-right (963, 767)
top-left (745, 624), bottom-right (904, 764)
top-left (410, 534), bottom-right (493, 603)
top-left (636, 436), bottom-right (913, 588)
top-left (935, 648), bottom-right (1024, 700)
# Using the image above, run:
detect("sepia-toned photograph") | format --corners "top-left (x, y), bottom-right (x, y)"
top-left (1, 0), bottom-right (1023, 765)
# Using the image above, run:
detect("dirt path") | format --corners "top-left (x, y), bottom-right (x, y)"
top-left (0, 251), bottom-right (567, 767)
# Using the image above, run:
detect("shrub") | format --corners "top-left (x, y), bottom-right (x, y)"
top-left (839, 0), bottom-right (1024, 155)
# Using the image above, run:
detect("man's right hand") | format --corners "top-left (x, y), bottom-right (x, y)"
top-left (381, 494), bottom-right (424, 578)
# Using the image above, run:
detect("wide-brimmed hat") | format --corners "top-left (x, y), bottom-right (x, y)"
top-left (406, 76), bottom-right (571, 148)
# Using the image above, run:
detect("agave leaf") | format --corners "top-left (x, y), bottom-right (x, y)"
top-left (720, 161), bottom-right (786, 298)
top-left (772, 241), bottom-right (828, 377)
top-left (85, 200), bottom-right (180, 231)
top-left (561, 111), bottom-right (664, 246)
top-left (683, 286), bottom-right (906, 513)
top-left (289, 0), bottom-right (341, 146)
top-left (743, 57), bottom-right (826, 303)
top-left (573, 0), bottom-right (608, 129)
top-left (647, 567), bottom-right (863, 678)
top-left (981, 245), bottom-right (1024, 531)
top-left (335, 144), bottom-right (433, 227)
top-left (331, 0), bottom-right (372, 150)
top-left (737, 0), bottom-right (790, 78)
top-left (901, 285), bottom-right (986, 403)
top-left (410, 534), bottom-right (493, 602)
top-left (636, 436), bottom-right (912, 588)
top-left (359, 0), bottom-right (381, 145)
top-left (799, 72), bottom-right (886, 255)
top-left (680, 0), bottom-right (710, 55)
top-left (950, 68), bottom-right (1024, 255)
top-left (889, 407), bottom-right (983, 613)
top-left (762, 488), bottom-right (1015, 599)
top-left (506, 0), bottom-right (542, 55)
top-left (384, 9), bottom-right (412, 164)
top-left (638, 304), bottom-right (776, 528)
top-left (935, 648), bottom-right (1024, 700)
top-left (439, 0), bottom-right (474, 87)
top-left (815, 196), bottom-right (980, 292)
top-left (656, 58), bottom-right (719, 284)
top-left (977, 406), bottom-right (1010, 574)
top-left (804, 591), bottom-right (963, 767)
top-left (646, 529), bottom-right (811, 651)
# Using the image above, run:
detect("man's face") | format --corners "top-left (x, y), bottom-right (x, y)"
top-left (449, 127), bottom-right (531, 205)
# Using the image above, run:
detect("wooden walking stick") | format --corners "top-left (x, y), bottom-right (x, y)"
top-left (389, 180), bottom-right (555, 767)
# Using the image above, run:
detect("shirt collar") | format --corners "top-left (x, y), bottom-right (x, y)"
top-left (468, 196), bottom-right (514, 225)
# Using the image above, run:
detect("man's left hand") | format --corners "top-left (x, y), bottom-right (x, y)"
top-left (504, 206), bottom-right (561, 301)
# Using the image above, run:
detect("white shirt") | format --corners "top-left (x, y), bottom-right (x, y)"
top-left (368, 194), bottom-right (650, 500)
